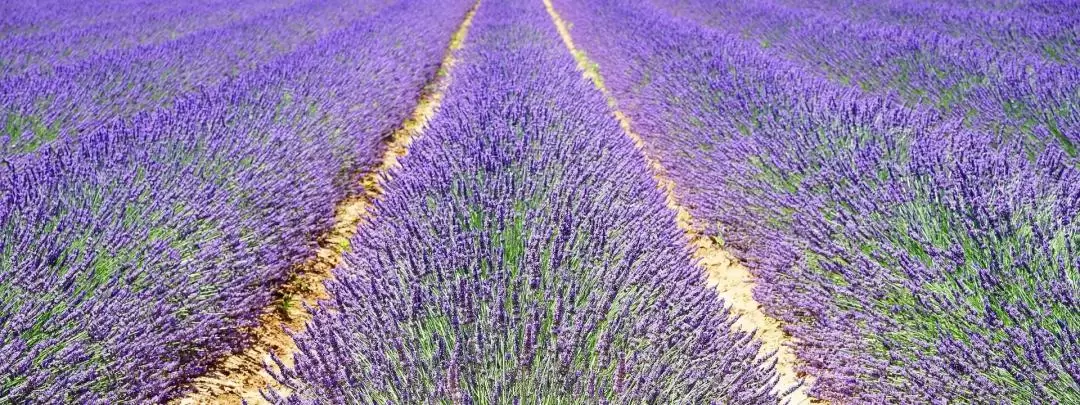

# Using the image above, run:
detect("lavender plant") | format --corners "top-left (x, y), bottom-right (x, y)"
top-left (267, 0), bottom-right (781, 403)
top-left (1, 0), bottom-right (188, 40)
top-left (0, 0), bottom-right (299, 78)
top-left (660, 0), bottom-right (1080, 64)
top-left (554, 0), bottom-right (1080, 402)
top-left (0, 0), bottom-right (395, 156)
top-left (0, 0), bottom-right (472, 401)
top-left (653, 0), bottom-right (1080, 161)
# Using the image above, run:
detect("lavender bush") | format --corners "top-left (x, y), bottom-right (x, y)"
top-left (3, 0), bottom-right (1075, 402)
top-left (0, 0), bottom-right (394, 156)
top-left (654, 0), bottom-right (1080, 161)
top-left (0, 0), bottom-right (299, 78)
top-left (0, 0), bottom-right (472, 401)
top-left (267, 0), bottom-right (781, 402)
top-left (661, 0), bottom-right (1080, 64)
top-left (555, 0), bottom-right (1079, 402)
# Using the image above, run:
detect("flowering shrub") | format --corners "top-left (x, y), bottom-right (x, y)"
top-left (0, 1), bottom-right (472, 401)
top-left (268, 0), bottom-right (780, 403)
top-left (555, 0), bottom-right (1080, 401)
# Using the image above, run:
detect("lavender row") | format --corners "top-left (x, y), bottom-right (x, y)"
top-left (655, 0), bottom-right (1080, 161)
top-left (267, 0), bottom-right (782, 402)
top-left (852, 0), bottom-right (1077, 57)
top-left (0, 0), bottom-right (193, 39)
top-left (926, 0), bottom-right (1080, 14)
top-left (0, 0), bottom-right (393, 157)
top-left (555, 0), bottom-right (1079, 402)
top-left (0, 0), bottom-right (299, 77)
top-left (746, 0), bottom-right (1080, 61)
top-left (658, 0), bottom-right (1079, 66)
top-left (0, 0), bottom-right (473, 401)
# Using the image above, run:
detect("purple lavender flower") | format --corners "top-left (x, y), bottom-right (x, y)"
top-left (554, 0), bottom-right (1080, 402)
top-left (0, 0), bottom-right (473, 401)
top-left (269, 0), bottom-right (780, 403)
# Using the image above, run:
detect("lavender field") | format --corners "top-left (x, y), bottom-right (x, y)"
top-left (1, 0), bottom-right (1077, 403)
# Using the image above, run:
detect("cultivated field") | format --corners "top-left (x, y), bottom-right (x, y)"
top-left (1, 0), bottom-right (1077, 403)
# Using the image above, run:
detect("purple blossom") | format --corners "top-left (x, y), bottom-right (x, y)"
top-left (554, 0), bottom-right (1080, 402)
top-left (269, 0), bottom-right (780, 403)
top-left (0, 0), bottom-right (473, 401)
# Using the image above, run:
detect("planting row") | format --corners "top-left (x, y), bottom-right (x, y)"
top-left (1, 0), bottom-right (192, 40)
top-left (0, 0), bottom-right (473, 402)
top-left (267, 0), bottom-right (783, 402)
top-left (0, 0), bottom-right (300, 78)
top-left (554, 0), bottom-right (1079, 402)
top-left (656, 0), bottom-right (1080, 160)
top-left (664, 0), bottom-right (1080, 63)
top-left (0, 0), bottom-right (395, 156)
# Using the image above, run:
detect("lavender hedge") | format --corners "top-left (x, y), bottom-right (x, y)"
top-left (267, 0), bottom-right (782, 402)
top-left (0, 0), bottom-right (299, 78)
top-left (660, 0), bottom-right (1080, 64)
top-left (0, 0), bottom-right (472, 401)
top-left (1, 0), bottom-right (191, 41)
top-left (0, 0), bottom-right (395, 156)
top-left (555, 0), bottom-right (1079, 402)
top-left (654, 0), bottom-right (1080, 161)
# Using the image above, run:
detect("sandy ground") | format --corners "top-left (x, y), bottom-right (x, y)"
top-left (173, 3), bottom-right (479, 403)
top-left (543, 0), bottom-right (818, 402)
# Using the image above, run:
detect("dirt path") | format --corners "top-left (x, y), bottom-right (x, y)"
top-left (543, 1), bottom-right (816, 402)
top-left (174, 3), bottom-right (479, 404)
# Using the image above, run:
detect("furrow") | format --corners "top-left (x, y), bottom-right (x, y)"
top-left (542, 0), bottom-right (814, 402)
top-left (174, 3), bottom-right (479, 404)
